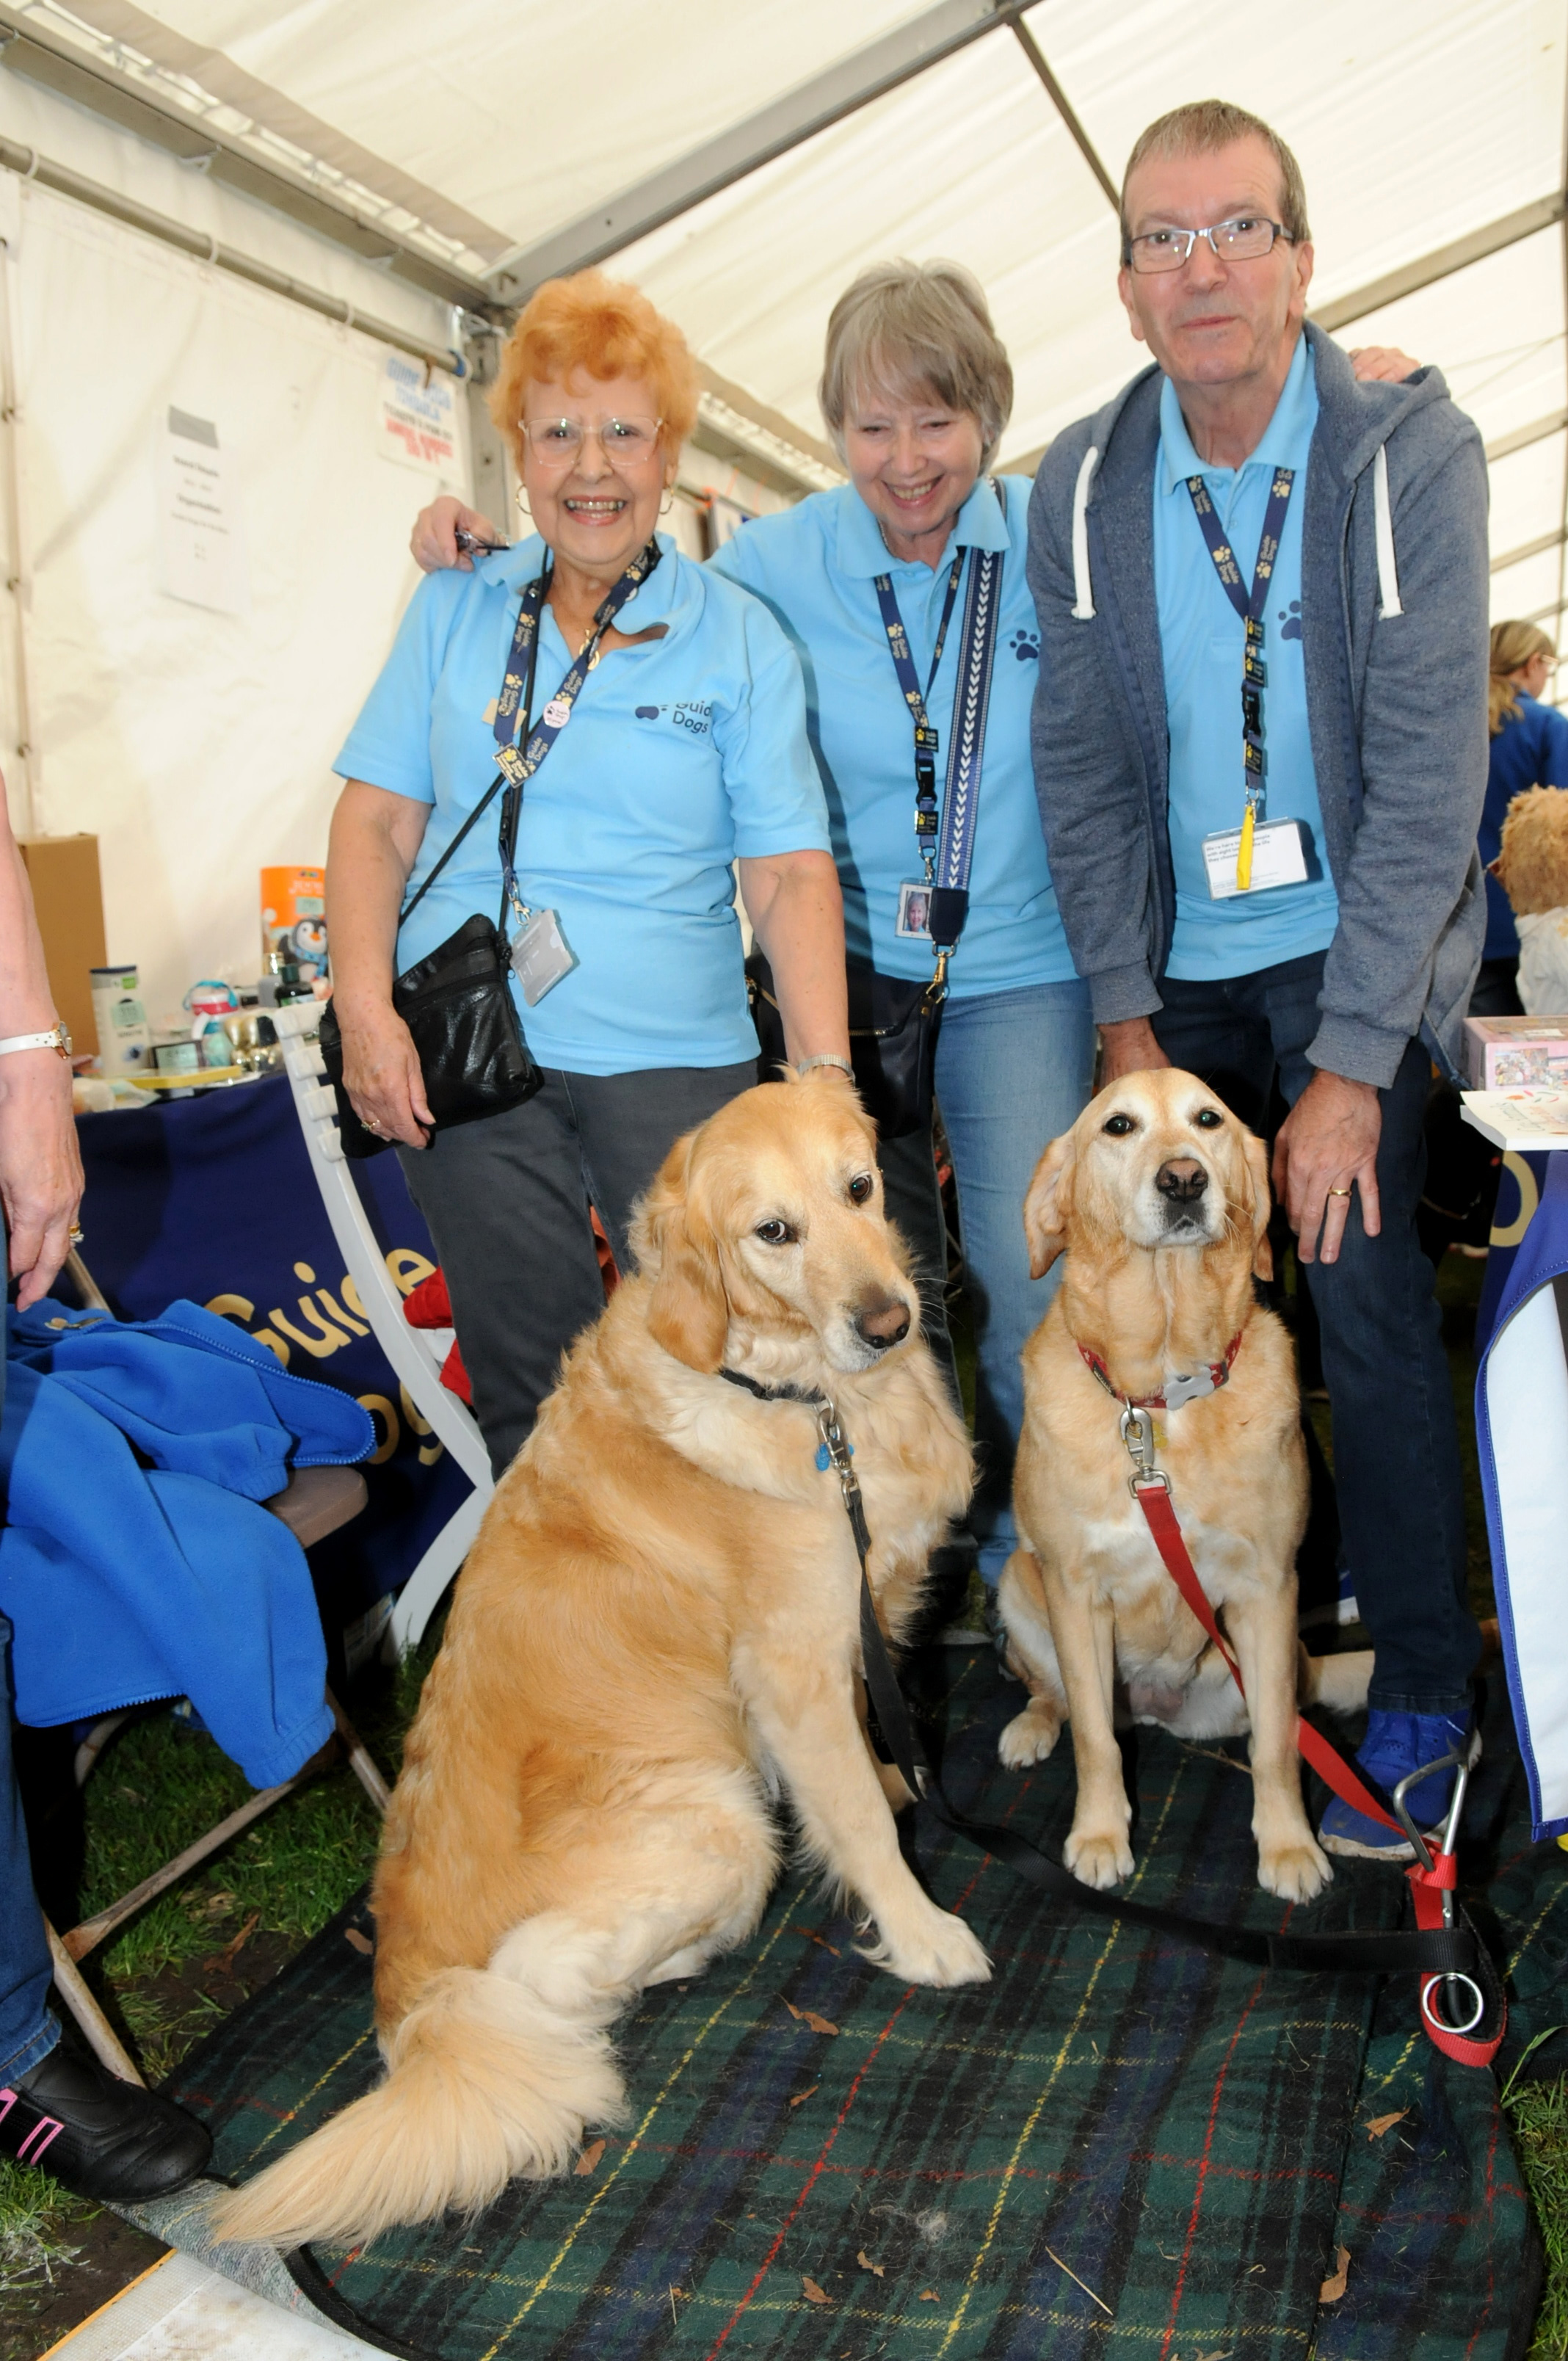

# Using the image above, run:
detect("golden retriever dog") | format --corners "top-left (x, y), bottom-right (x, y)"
top-left (214, 1073), bottom-right (986, 2252)
top-left (996, 1068), bottom-right (1369, 1905)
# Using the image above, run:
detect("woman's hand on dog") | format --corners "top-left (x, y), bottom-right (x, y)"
top-left (1272, 1070), bottom-right (1382, 1265)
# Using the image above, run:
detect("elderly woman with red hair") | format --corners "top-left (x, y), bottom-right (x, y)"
top-left (328, 272), bottom-right (846, 1475)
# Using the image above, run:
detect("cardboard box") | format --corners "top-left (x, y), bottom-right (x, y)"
top-left (18, 834), bottom-right (106, 1060)
top-left (1461, 1013), bottom-right (1568, 1090)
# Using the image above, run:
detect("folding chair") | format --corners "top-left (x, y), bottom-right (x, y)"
top-left (42, 1459), bottom-right (388, 2086)
top-left (269, 1001), bottom-right (493, 1652)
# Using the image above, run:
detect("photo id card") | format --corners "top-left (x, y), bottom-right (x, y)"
top-left (510, 907), bottom-right (578, 1005)
top-left (896, 880), bottom-right (933, 938)
top-left (1201, 818), bottom-right (1310, 900)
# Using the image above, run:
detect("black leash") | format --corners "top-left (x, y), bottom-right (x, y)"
top-left (724, 1369), bottom-right (1495, 1990)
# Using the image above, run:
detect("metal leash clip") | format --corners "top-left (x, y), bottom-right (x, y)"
top-left (1394, 1745), bottom-right (1486, 2037)
top-left (1119, 1403), bottom-right (1171, 1495)
top-left (816, 1402), bottom-right (860, 1501)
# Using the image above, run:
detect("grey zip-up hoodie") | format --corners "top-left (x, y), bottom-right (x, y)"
top-left (1026, 322), bottom-right (1489, 1087)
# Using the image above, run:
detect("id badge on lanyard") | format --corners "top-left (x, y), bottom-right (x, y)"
top-left (493, 540), bottom-right (661, 999)
top-left (1186, 468), bottom-right (1304, 898)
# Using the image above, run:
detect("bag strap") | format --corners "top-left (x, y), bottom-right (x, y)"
top-left (395, 581), bottom-right (547, 935)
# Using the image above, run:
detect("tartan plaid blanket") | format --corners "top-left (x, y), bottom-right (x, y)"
top-left (168, 1648), bottom-right (1551, 2360)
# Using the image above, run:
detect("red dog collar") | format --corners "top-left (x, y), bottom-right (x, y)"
top-left (1078, 1331), bottom-right (1242, 1412)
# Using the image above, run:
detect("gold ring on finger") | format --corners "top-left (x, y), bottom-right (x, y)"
top-left (1326, 1186), bottom-right (1353, 1197)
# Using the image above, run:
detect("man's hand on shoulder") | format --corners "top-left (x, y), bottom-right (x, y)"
top-left (1272, 1068), bottom-right (1382, 1266)
top-left (410, 496), bottom-right (506, 573)
top-left (1097, 1017), bottom-right (1172, 1084)
top-left (1348, 346), bottom-right (1421, 384)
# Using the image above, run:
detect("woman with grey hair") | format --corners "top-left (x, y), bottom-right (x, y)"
top-left (413, 260), bottom-right (1094, 1597)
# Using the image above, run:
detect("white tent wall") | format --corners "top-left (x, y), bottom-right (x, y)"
top-left (0, 68), bottom-right (470, 1024)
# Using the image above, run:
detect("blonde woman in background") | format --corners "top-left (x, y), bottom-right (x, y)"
top-left (1476, 619), bottom-right (1568, 1014)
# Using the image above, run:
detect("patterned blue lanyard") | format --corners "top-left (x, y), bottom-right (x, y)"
top-left (872, 548), bottom-right (964, 869)
top-left (871, 485), bottom-right (1006, 954)
top-left (493, 537), bottom-right (661, 924)
top-left (1183, 468), bottom-right (1294, 841)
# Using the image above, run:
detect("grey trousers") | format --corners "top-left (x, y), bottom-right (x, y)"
top-left (398, 1062), bottom-right (755, 1477)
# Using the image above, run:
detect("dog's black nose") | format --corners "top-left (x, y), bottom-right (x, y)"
top-left (1155, 1158), bottom-right (1208, 1205)
top-left (853, 1290), bottom-right (912, 1352)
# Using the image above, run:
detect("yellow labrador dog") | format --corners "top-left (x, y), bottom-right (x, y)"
top-left (997, 1068), bottom-right (1366, 1905)
top-left (215, 1073), bottom-right (985, 2253)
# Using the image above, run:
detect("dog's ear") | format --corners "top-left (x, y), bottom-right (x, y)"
top-left (1023, 1131), bottom-right (1076, 1279)
top-left (639, 1136), bottom-right (730, 1372)
top-left (1241, 1125), bottom-right (1274, 1282)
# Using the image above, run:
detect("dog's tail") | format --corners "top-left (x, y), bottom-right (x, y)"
top-left (1301, 1647), bottom-right (1374, 1716)
top-left (211, 1923), bottom-right (627, 2250)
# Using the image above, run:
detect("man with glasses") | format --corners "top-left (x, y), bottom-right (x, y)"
top-left (1027, 99), bottom-right (1489, 1860)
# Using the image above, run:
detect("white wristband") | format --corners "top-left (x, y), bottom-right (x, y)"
top-left (795, 1053), bottom-right (854, 1081)
top-left (0, 1024), bottom-right (70, 1059)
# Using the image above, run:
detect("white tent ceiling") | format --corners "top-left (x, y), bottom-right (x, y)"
top-left (15, 0), bottom-right (1568, 662)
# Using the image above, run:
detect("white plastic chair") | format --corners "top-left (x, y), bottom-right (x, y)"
top-left (270, 1002), bottom-right (493, 1652)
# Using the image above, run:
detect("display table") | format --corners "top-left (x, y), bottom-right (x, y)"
top-left (65, 1072), bottom-right (474, 1675)
top-left (1476, 1149), bottom-right (1568, 1838)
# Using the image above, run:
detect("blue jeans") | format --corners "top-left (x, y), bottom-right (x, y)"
top-left (880, 979), bottom-right (1096, 1583)
top-left (1154, 952), bottom-right (1480, 1716)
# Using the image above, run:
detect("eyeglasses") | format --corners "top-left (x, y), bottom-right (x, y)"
top-left (520, 416), bottom-right (664, 467)
top-left (1125, 217), bottom-right (1292, 275)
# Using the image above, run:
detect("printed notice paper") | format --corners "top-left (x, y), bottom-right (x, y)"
top-left (157, 408), bottom-right (249, 616)
top-left (377, 350), bottom-right (458, 474)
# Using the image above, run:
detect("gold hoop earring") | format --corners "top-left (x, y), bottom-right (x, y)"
top-left (513, 484), bottom-right (531, 521)
top-left (659, 490), bottom-right (674, 517)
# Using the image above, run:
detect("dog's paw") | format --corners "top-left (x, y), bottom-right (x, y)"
top-left (1064, 1825), bottom-right (1134, 1890)
top-left (868, 1904), bottom-right (991, 1988)
top-left (998, 1704), bottom-right (1061, 1770)
top-left (1257, 1838), bottom-right (1333, 1904)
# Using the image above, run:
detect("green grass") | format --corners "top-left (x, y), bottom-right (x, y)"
top-left (0, 2162), bottom-right (87, 2302)
top-left (1503, 2034), bottom-right (1568, 2360)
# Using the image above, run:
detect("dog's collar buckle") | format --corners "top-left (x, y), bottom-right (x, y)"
top-left (1081, 1332), bottom-right (1242, 1414)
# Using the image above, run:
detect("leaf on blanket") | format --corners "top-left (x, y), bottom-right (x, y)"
top-left (782, 2000), bottom-right (840, 2035)
top-left (1319, 2246), bottom-right (1351, 2303)
top-left (574, 2139), bottom-right (606, 2176)
top-left (857, 2250), bottom-right (885, 2277)
top-left (802, 2276), bottom-right (831, 2304)
top-left (799, 1926), bottom-right (841, 1956)
top-left (788, 2084), bottom-right (819, 2107)
top-left (1365, 2109), bottom-right (1407, 2139)
top-left (344, 1927), bottom-right (373, 1956)
top-left (919, 2288), bottom-right (939, 2301)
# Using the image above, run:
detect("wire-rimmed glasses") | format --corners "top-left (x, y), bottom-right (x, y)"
top-left (520, 416), bottom-right (665, 468)
top-left (1125, 217), bottom-right (1292, 274)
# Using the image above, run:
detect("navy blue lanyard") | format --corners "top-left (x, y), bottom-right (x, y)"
top-left (493, 538), bottom-right (662, 923)
top-left (1184, 468), bottom-right (1293, 822)
top-left (872, 550), bottom-right (964, 864)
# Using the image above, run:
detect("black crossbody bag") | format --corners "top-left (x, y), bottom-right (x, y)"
top-left (319, 603), bottom-right (546, 1161)
top-left (748, 487), bottom-right (1005, 1139)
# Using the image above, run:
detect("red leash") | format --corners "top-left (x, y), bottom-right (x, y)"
top-left (1128, 1459), bottom-right (1503, 2068)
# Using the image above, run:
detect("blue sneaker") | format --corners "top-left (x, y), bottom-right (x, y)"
top-left (1318, 1708), bottom-right (1476, 1861)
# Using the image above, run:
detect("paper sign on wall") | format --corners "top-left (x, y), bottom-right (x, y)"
top-left (157, 408), bottom-right (250, 615)
top-left (377, 350), bottom-right (457, 474)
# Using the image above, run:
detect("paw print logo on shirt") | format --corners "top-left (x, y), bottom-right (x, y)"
top-left (1010, 628), bottom-right (1040, 662)
top-left (1278, 601), bottom-right (1302, 642)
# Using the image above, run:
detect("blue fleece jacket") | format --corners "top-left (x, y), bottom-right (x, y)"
top-left (0, 1299), bottom-right (373, 1788)
top-left (1026, 324), bottom-right (1489, 1087)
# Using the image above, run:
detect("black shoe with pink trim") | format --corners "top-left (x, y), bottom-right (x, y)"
top-left (0, 2041), bottom-right (210, 2201)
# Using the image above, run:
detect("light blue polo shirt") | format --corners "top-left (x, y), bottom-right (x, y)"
top-left (334, 533), bottom-right (831, 1075)
top-left (1155, 333), bottom-right (1340, 979)
top-left (709, 478), bottom-right (1075, 995)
